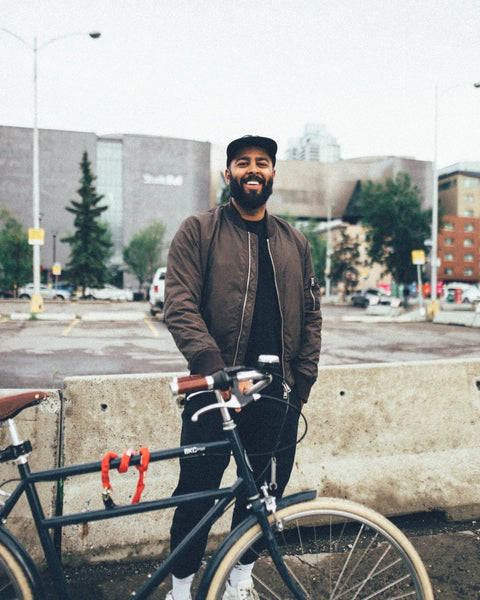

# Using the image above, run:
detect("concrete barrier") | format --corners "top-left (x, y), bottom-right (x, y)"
top-left (2, 358), bottom-right (480, 563)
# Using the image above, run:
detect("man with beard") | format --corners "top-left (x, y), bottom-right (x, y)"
top-left (163, 135), bottom-right (322, 600)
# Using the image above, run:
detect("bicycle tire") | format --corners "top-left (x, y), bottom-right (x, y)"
top-left (0, 541), bottom-right (35, 600)
top-left (206, 497), bottom-right (433, 600)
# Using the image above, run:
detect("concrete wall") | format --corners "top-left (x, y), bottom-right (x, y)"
top-left (2, 358), bottom-right (480, 563)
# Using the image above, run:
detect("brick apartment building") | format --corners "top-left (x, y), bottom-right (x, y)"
top-left (438, 164), bottom-right (480, 285)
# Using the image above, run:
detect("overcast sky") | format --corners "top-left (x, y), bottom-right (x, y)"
top-left (2, 0), bottom-right (480, 168)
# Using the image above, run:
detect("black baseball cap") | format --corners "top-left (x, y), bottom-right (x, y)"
top-left (226, 135), bottom-right (277, 167)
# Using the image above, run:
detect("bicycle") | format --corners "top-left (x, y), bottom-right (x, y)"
top-left (0, 358), bottom-right (434, 599)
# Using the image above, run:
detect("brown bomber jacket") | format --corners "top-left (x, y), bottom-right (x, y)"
top-left (164, 201), bottom-right (322, 403)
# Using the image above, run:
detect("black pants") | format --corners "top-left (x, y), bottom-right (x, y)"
top-left (169, 384), bottom-right (301, 578)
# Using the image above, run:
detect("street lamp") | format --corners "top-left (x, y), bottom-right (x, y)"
top-left (1, 29), bottom-right (101, 311)
top-left (430, 81), bottom-right (480, 302)
top-left (325, 203), bottom-right (332, 300)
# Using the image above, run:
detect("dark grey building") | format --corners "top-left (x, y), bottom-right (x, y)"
top-left (0, 126), bottom-right (211, 285)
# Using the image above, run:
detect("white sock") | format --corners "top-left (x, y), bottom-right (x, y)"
top-left (229, 562), bottom-right (255, 587)
top-left (172, 573), bottom-right (194, 600)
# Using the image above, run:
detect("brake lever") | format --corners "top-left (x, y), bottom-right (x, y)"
top-left (191, 392), bottom-right (262, 422)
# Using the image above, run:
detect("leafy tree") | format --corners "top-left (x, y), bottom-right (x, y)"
top-left (61, 152), bottom-right (112, 290)
top-left (289, 219), bottom-right (327, 287)
top-left (123, 221), bottom-right (167, 287)
top-left (0, 207), bottom-right (31, 294)
top-left (330, 229), bottom-right (362, 294)
top-left (360, 172), bottom-right (431, 287)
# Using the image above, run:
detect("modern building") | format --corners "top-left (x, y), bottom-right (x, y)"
top-left (285, 122), bottom-right (341, 162)
top-left (1, 125), bottom-right (433, 289)
top-left (437, 163), bottom-right (480, 283)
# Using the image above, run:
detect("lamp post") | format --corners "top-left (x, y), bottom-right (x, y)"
top-left (430, 81), bottom-right (480, 302)
top-left (1, 29), bottom-right (101, 311)
top-left (325, 203), bottom-right (332, 300)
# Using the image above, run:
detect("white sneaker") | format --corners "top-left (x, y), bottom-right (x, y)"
top-left (165, 592), bottom-right (192, 600)
top-left (223, 577), bottom-right (260, 600)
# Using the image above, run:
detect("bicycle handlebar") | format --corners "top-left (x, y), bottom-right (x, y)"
top-left (169, 366), bottom-right (272, 397)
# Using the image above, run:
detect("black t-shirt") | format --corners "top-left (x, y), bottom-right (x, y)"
top-left (243, 218), bottom-right (282, 369)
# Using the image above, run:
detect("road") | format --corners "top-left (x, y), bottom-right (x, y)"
top-left (1, 299), bottom-right (479, 388)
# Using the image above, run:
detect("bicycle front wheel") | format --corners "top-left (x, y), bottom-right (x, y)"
top-left (0, 541), bottom-right (35, 600)
top-left (206, 497), bottom-right (433, 600)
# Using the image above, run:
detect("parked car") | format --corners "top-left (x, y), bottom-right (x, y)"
top-left (0, 288), bottom-right (14, 298)
top-left (18, 283), bottom-right (71, 300)
top-left (149, 267), bottom-right (166, 317)
top-left (351, 288), bottom-right (391, 308)
top-left (83, 284), bottom-right (134, 301)
top-left (443, 283), bottom-right (480, 304)
top-left (55, 281), bottom-right (75, 296)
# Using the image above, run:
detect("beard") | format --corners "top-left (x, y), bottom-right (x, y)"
top-left (229, 175), bottom-right (274, 211)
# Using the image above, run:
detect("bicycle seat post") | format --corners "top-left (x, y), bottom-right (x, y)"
top-left (5, 419), bottom-right (28, 464)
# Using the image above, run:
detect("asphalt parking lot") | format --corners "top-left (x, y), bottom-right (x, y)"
top-left (1, 298), bottom-right (480, 388)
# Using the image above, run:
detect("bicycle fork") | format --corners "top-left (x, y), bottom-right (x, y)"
top-left (225, 421), bottom-right (307, 600)
top-left (251, 488), bottom-right (308, 600)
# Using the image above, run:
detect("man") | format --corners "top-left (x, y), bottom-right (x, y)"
top-left (164, 135), bottom-right (322, 600)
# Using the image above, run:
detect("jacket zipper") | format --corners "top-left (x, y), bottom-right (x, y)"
top-left (310, 277), bottom-right (318, 311)
top-left (267, 239), bottom-right (285, 377)
top-left (233, 232), bottom-right (252, 365)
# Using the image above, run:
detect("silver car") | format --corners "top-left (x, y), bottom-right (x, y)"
top-left (18, 283), bottom-right (71, 300)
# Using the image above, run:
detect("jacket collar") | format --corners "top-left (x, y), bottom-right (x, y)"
top-left (224, 200), bottom-right (275, 237)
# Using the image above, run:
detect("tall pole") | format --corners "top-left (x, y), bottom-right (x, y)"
top-left (430, 86), bottom-right (439, 302)
top-left (1, 29), bottom-right (101, 311)
top-left (430, 82), bottom-right (480, 303)
top-left (32, 36), bottom-right (42, 310)
top-left (325, 203), bottom-right (332, 300)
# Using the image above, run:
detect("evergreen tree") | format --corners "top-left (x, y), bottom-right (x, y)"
top-left (0, 207), bottom-right (31, 294)
top-left (62, 152), bottom-right (112, 290)
top-left (360, 172), bottom-right (431, 287)
top-left (123, 221), bottom-right (167, 287)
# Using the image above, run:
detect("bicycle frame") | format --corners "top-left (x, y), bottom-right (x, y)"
top-left (0, 393), bottom-right (311, 600)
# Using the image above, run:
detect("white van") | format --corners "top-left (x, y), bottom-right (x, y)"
top-left (149, 267), bottom-right (166, 316)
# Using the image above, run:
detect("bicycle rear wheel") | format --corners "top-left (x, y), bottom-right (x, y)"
top-left (206, 497), bottom-right (433, 600)
top-left (0, 541), bottom-right (35, 600)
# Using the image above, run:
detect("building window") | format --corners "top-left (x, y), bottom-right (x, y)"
top-left (439, 180), bottom-right (456, 191)
top-left (444, 252), bottom-right (454, 261)
top-left (465, 223), bottom-right (474, 232)
top-left (464, 254), bottom-right (474, 262)
top-left (461, 178), bottom-right (479, 187)
top-left (464, 238), bottom-right (474, 246)
top-left (464, 268), bottom-right (474, 276)
top-left (443, 222), bottom-right (454, 231)
top-left (97, 139), bottom-right (123, 263)
top-left (444, 238), bottom-right (454, 245)
top-left (464, 194), bottom-right (475, 202)
top-left (444, 268), bottom-right (454, 275)
top-left (463, 210), bottom-right (474, 217)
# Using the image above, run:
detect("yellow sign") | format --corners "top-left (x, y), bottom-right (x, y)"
top-left (28, 228), bottom-right (45, 246)
top-left (411, 250), bottom-right (425, 265)
top-left (52, 262), bottom-right (62, 276)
